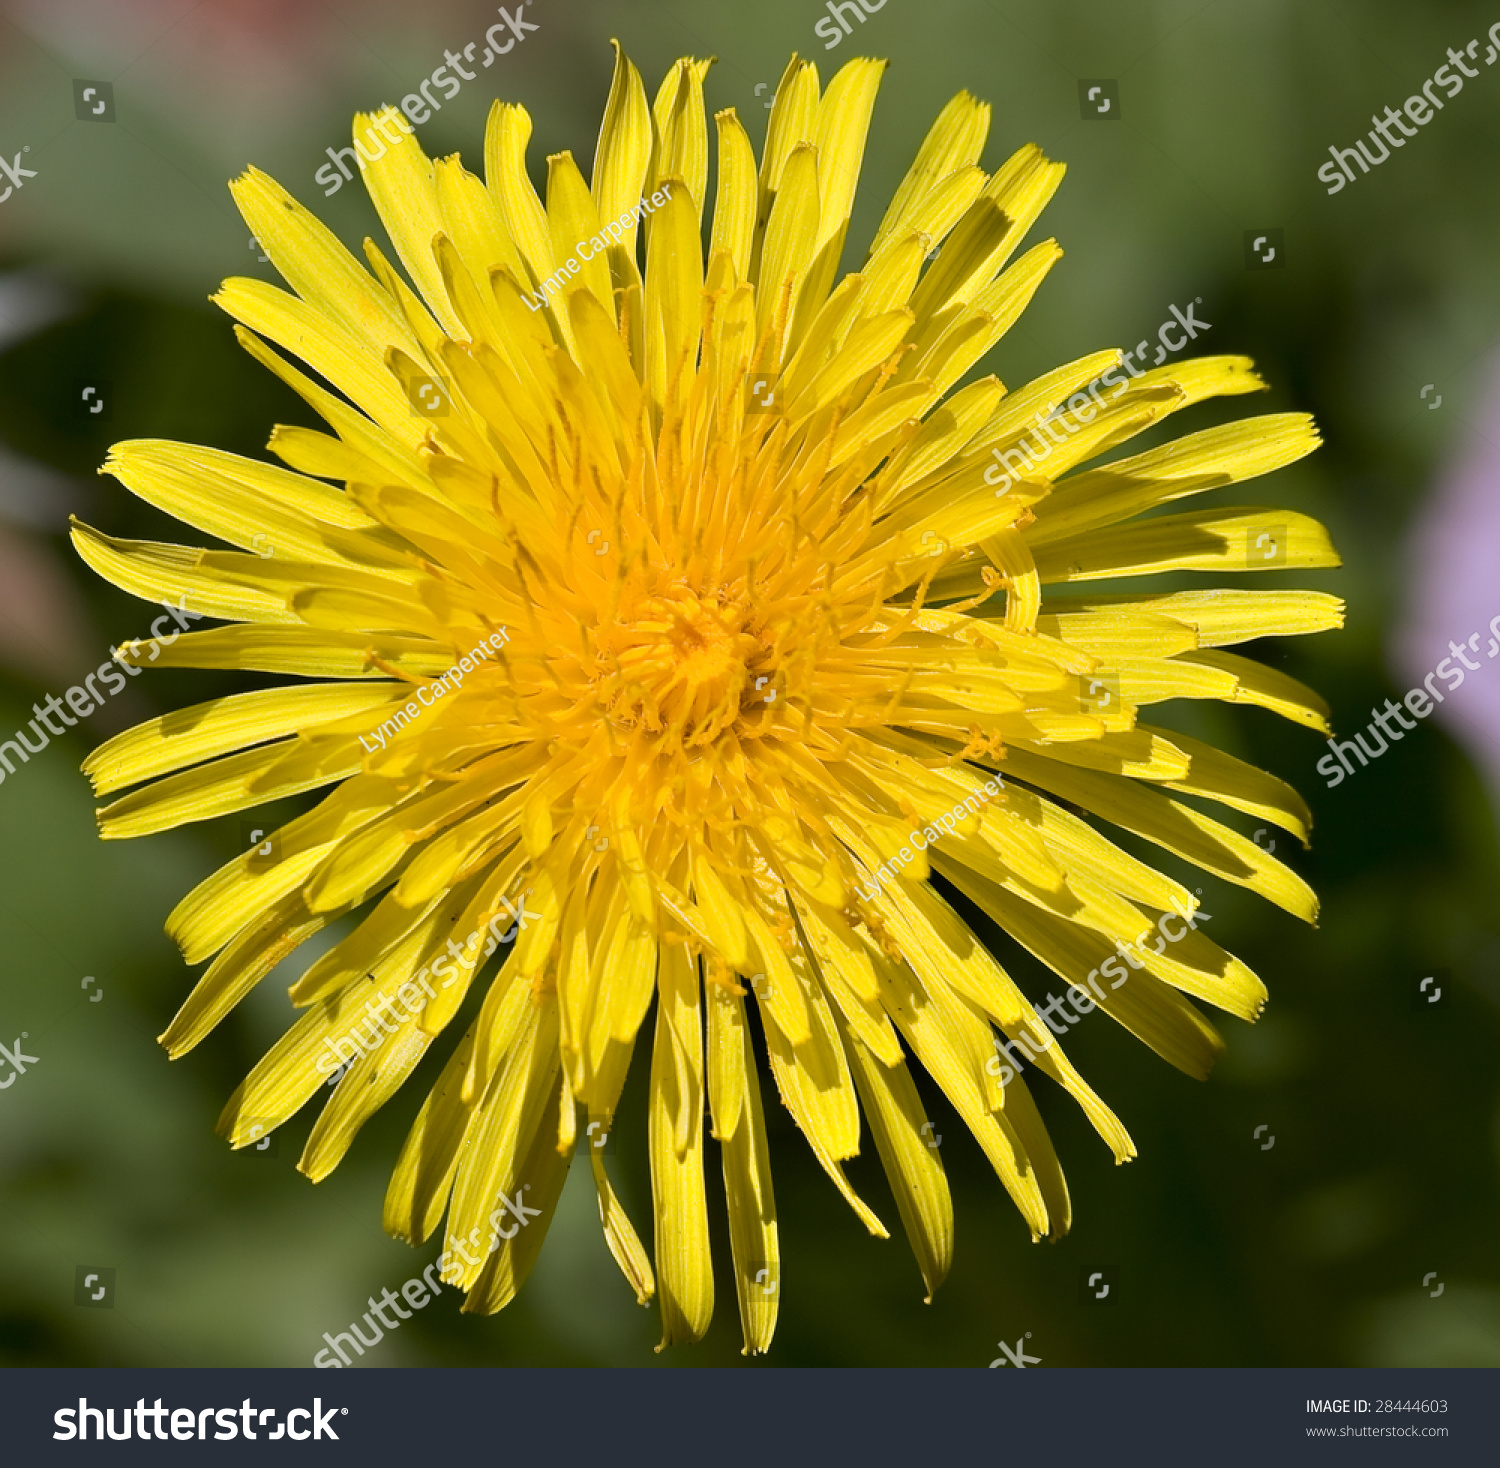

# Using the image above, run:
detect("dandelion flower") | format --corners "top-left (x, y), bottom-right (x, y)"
top-left (74, 47), bottom-right (1341, 1354)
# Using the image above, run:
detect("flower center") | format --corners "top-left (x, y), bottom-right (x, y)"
top-left (594, 585), bottom-right (767, 746)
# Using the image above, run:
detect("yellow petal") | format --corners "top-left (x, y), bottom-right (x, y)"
top-left (838, 1016), bottom-right (952, 1300)
top-left (650, 942), bottom-right (714, 1346)
top-left (708, 984), bottom-right (779, 1354)
top-left (710, 109), bottom-right (757, 282)
top-left (592, 41), bottom-right (653, 256)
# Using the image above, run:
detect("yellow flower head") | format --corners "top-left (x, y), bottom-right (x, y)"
top-left (74, 47), bottom-right (1340, 1354)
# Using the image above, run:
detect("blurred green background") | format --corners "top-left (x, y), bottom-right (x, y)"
top-left (1, 0), bottom-right (1498, 1368)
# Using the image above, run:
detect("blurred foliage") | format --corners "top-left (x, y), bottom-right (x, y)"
top-left (0, 0), bottom-right (1498, 1368)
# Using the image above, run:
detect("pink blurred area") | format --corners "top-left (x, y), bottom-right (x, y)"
top-left (0, 273), bottom-right (91, 686)
top-left (0, 521), bottom-right (92, 684)
top-left (0, 0), bottom-right (474, 689)
top-left (4, 0), bottom-right (337, 107)
top-left (1399, 359), bottom-right (1500, 799)
top-left (0, 0), bottom-right (476, 122)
